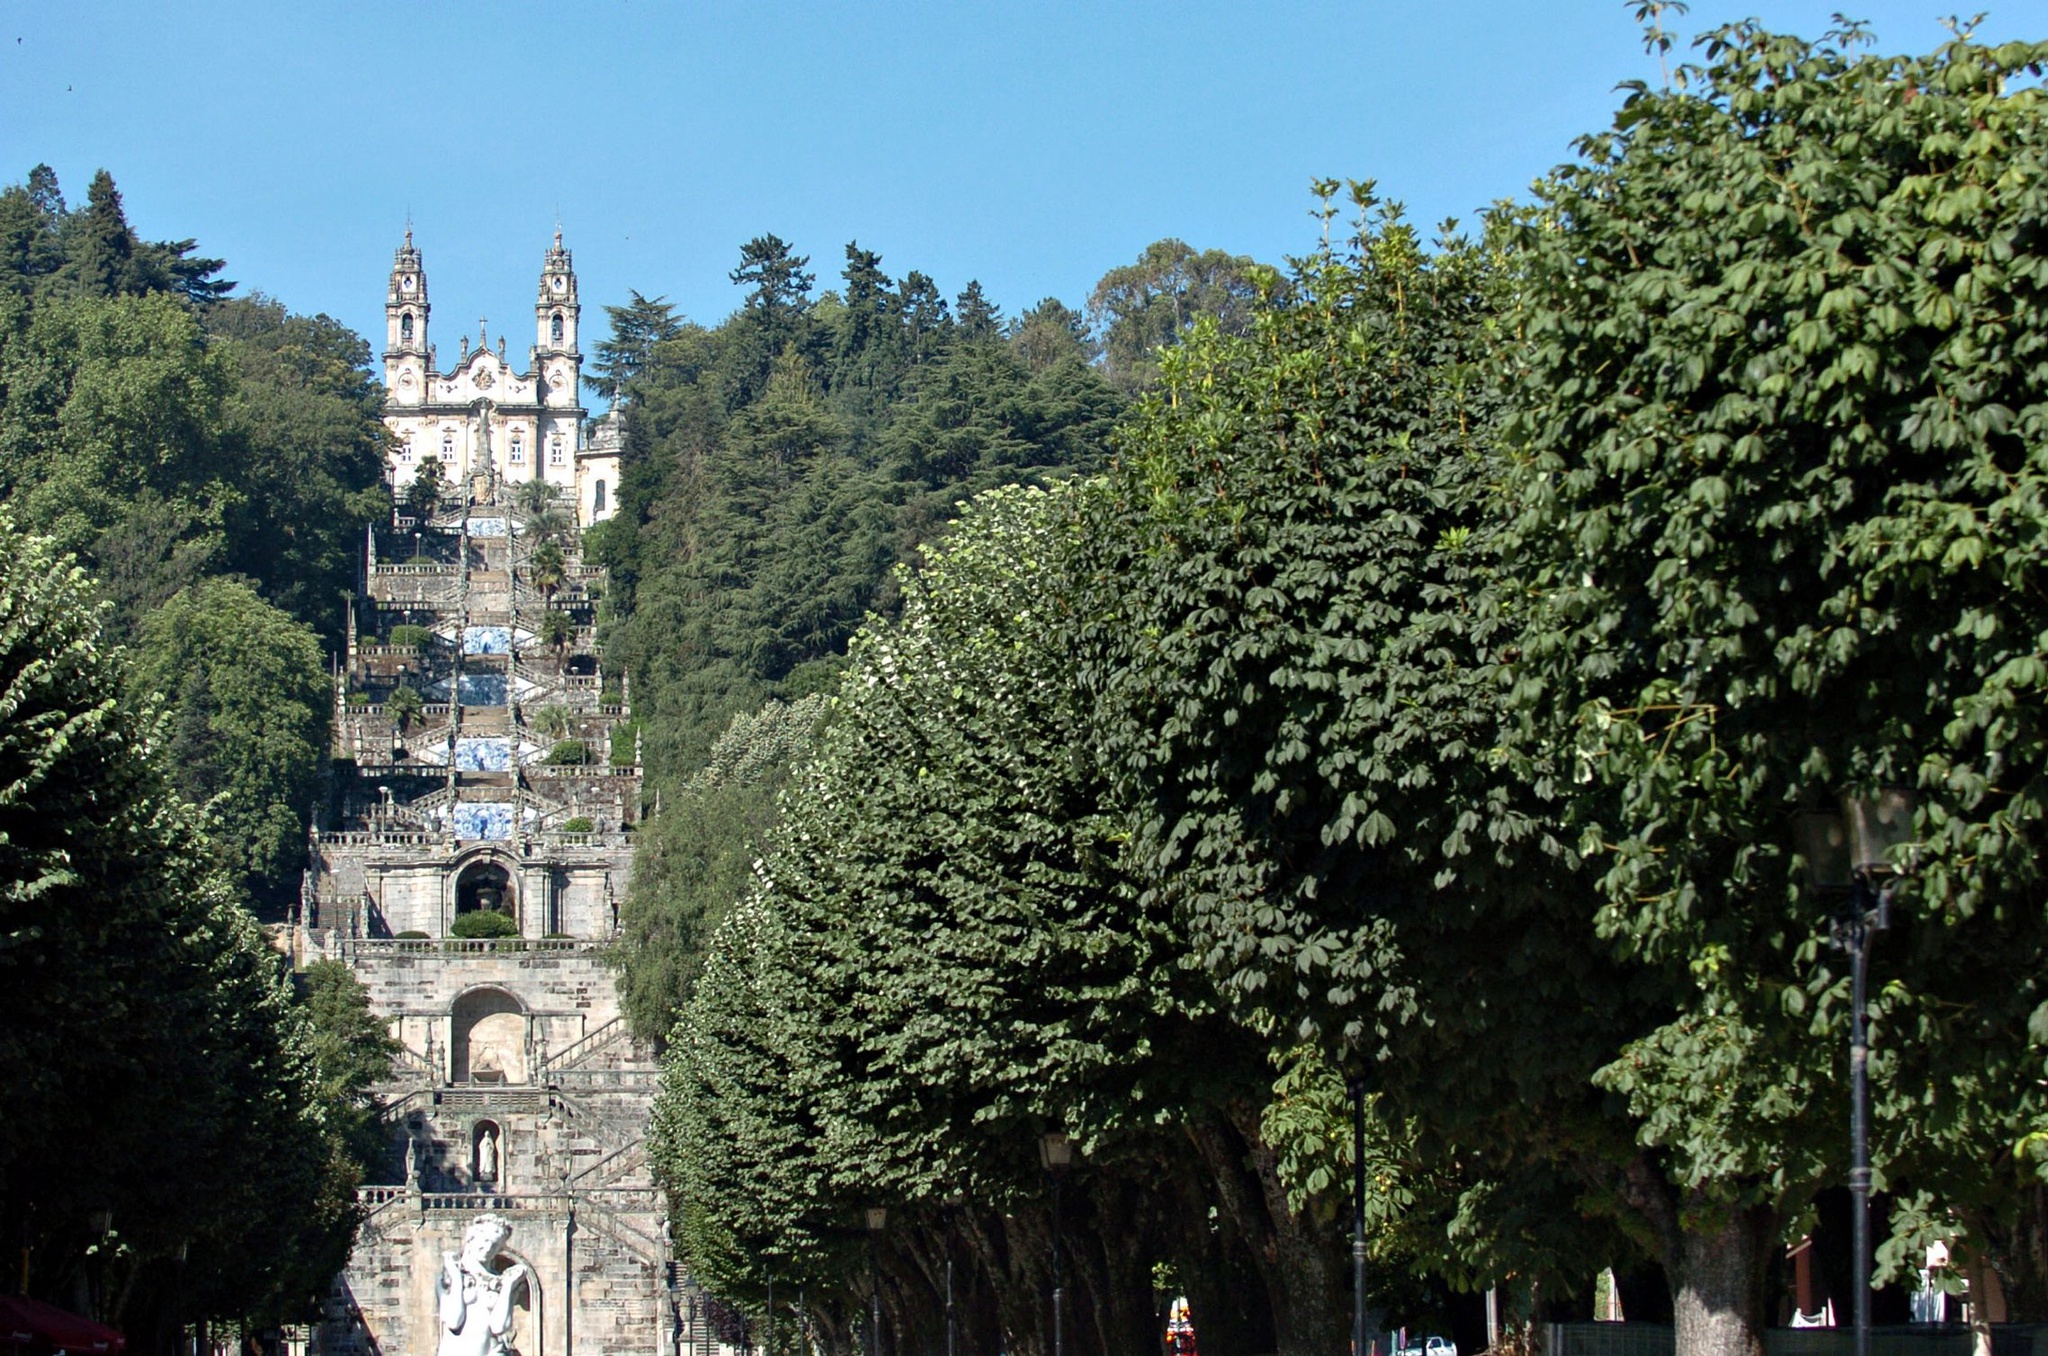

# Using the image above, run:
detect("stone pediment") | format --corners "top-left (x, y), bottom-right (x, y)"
top-left (424, 344), bottom-right (538, 406)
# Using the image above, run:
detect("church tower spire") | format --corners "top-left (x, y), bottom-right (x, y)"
top-left (385, 230), bottom-right (430, 404)
top-left (536, 229), bottom-right (579, 358)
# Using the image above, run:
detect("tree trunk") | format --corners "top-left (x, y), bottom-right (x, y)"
top-left (1233, 1107), bottom-right (1344, 1356)
top-left (1669, 1203), bottom-right (1775, 1356)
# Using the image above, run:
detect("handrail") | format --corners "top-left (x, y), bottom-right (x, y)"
top-left (567, 1138), bottom-right (644, 1186)
top-left (536, 1017), bottom-right (625, 1075)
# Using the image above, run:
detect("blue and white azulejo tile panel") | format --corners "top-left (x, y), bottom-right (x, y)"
top-left (450, 802), bottom-right (515, 840)
top-left (454, 738), bottom-right (514, 771)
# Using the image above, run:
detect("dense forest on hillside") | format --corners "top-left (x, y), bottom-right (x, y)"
top-left (0, 165), bottom-right (388, 911)
top-left (596, 234), bottom-right (1266, 1033)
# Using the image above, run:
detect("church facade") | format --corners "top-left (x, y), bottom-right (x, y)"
top-left (380, 232), bottom-right (621, 528)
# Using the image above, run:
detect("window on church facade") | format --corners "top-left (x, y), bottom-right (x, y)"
top-left (401, 311), bottom-right (414, 344)
top-left (511, 433), bottom-right (524, 465)
top-left (594, 480), bottom-right (606, 513)
top-left (549, 435), bottom-right (564, 466)
top-left (442, 431), bottom-right (455, 461)
top-left (550, 312), bottom-right (564, 345)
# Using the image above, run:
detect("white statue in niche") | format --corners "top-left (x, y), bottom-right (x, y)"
top-left (476, 1128), bottom-right (499, 1181)
top-left (436, 1213), bottom-right (528, 1356)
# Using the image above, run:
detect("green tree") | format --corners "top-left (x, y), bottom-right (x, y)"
top-left (1008, 296), bottom-right (1094, 372)
top-left (829, 241), bottom-right (898, 408)
top-left (0, 514), bottom-right (352, 1340)
top-left (298, 960), bottom-right (400, 1175)
top-left (954, 280), bottom-right (1003, 343)
top-left (0, 290), bottom-right (238, 639)
top-left (0, 164), bottom-right (66, 294)
top-left (613, 694), bottom-right (825, 1043)
top-left (539, 607), bottom-right (575, 655)
top-left (130, 576), bottom-right (329, 912)
top-left (1495, 17), bottom-right (2048, 1352)
top-left (386, 682), bottom-right (424, 731)
top-left (658, 488), bottom-right (1364, 1356)
top-left (59, 169), bottom-right (231, 304)
top-left (405, 453), bottom-right (449, 521)
top-left (725, 233), bottom-right (816, 406)
top-left (588, 289), bottom-right (684, 400)
top-left (206, 294), bottom-right (391, 649)
top-left (1087, 238), bottom-right (1264, 391)
top-left (1075, 187), bottom-right (1639, 1327)
top-left (531, 538), bottom-right (567, 598)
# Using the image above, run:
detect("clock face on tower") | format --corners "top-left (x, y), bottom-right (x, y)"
top-left (551, 275), bottom-right (566, 293)
top-left (401, 275), bottom-right (416, 292)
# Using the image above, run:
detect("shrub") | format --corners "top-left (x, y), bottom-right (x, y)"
top-left (394, 930), bottom-right (430, 940)
top-left (559, 816), bottom-right (594, 834)
top-left (609, 721), bottom-right (640, 766)
top-left (449, 911), bottom-right (519, 940)
top-left (387, 624), bottom-right (433, 649)
top-left (545, 740), bottom-right (588, 765)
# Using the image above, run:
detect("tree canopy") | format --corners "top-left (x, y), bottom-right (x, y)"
top-left (0, 513), bottom-right (359, 1342)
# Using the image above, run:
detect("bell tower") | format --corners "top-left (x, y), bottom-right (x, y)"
top-left (385, 230), bottom-right (430, 406)
top-left (536, 231), bottom-right (579, 361)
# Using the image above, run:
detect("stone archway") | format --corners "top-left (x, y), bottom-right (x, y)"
top-left (451, 987), bottom-right (527, 1084)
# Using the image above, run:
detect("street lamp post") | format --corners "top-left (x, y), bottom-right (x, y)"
top-left (1348, 1077), bottom-right (1368, 1356)
top-left (1798, 789), bottom-right (1915, 1356)
top-left (1038, 1132), bottom-right (1074, 1356)
top-left (864, 1207), bottom-right (888, 1356)
top-left (942, 1193), bottom-right (964, 1356)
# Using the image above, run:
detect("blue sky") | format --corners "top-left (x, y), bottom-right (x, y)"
top-left (0, 2), bottom-right (2032, 359)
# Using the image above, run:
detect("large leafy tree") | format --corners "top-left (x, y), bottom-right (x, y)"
top-left (205, 294), bottom-right (391, 648)
top-left (1074, 188), bottom-right (1646, 1326)
top-left (1497, 19), bottom-right (2048, 1354)
top-left (0, 289), bottom-right (239, 639)
top-left (129, 576), bottom-right (329, 913)
top-left (657, 486), bottom-right (1341, 1356)
top-left (1087, 238), bottom-right (1264, 391)
top-left (0, 515), bottom-right (353, 1342)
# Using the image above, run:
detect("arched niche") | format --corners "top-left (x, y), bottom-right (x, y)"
top-left (452, 987), bottom-right (527, 1084)
top-left (472, 1119), bottom-right (504, 1183)
top-left (455, 859), bottom-right (516, 927)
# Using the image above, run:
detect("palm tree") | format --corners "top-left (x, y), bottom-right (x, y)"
top-left (539, 609), bottom-right (575, 658)
top-left (514, 477), bottom-right (559, 518)
top-left (530, 540), bottom-right (566, 599)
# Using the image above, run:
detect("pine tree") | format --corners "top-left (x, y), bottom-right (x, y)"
top-left (953, 280), bottom-right (1002, 343)
top-left (588, 289), bottom-right (683, 400)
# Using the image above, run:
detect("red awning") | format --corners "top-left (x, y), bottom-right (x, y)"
top-left (0, 1296), bottom-right (126, 1356)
